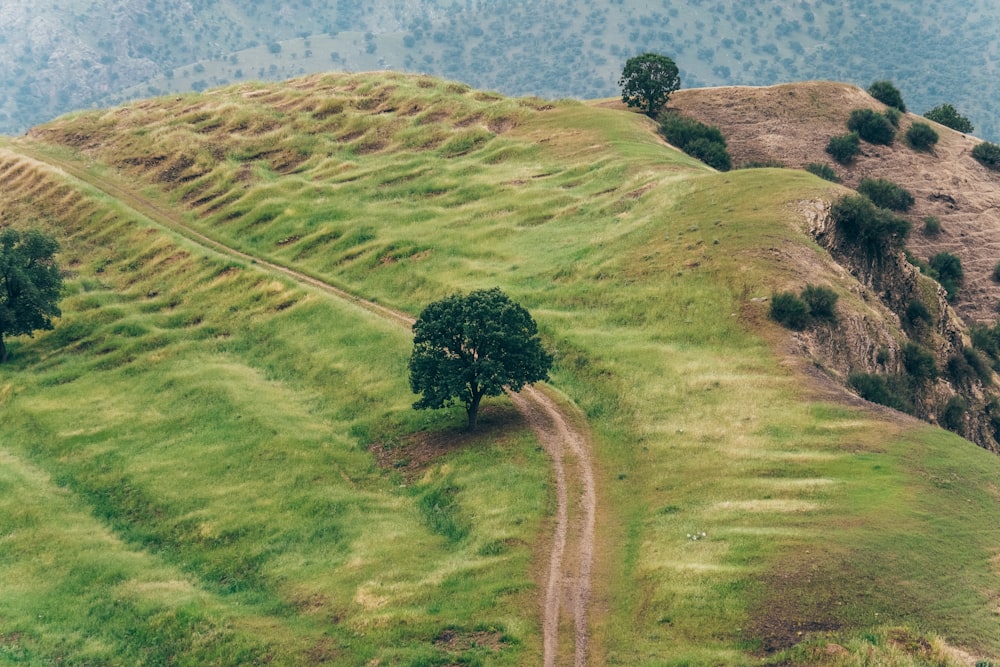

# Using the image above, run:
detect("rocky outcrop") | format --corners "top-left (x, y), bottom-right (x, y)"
top-left (795, 199), bottom-right (1000, 453)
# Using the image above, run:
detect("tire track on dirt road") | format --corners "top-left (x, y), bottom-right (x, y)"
top-left (6, 142), bottom-right (597, 666)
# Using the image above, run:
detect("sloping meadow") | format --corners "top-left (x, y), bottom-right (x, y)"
top-left (6, 72), bottom-right (1000, 664)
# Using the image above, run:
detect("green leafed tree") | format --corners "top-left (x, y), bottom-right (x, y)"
top-left (0, 228), bottom-right (63, 363)
top-left (409, 287), bottom-right (552, 431)
top-left (619, 52), bottom-right (681, 117)
top-left (924, 103), bottom-right (974, 134)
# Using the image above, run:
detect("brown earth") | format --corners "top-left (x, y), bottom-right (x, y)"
top-left (666, 81), bottom-right (1000, 325)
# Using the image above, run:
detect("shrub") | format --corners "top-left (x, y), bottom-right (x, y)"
top-left (883, 107), bottom-right (902, 128)
top-left (848, 109), bottom-right (896, 145)
top-left (683, 137), bottom-right (732, 171)
top-left (801, 284), bottom-right (838, 322)
top-left (847, 372), bottom-right (911, 412)
top-left (805, 162), bottom-right (840, 182)
top-left (903, 342), bottom-right (938, 381)
top-left (857, 177), bottom-right (914, 212)
top-left (659, 112), bottom-right (732, 171)
top-left (923, 216), bottom-right (941, 236)
top-left (948, 353), bottom-right (977, 386)
top-left (964, 347), bottom-right (993, 385)
top-left (826, 132), bottom-right (861, 164)
top-left (868, 80), bottom-right (906, 112)
top-left (924, 103), bottom-right (974, 133)
top-left (769, 291), bottom-right (810, 330)
top-left (972, 141), bottom-right (1000, 170)
top-left (941, 395), bottom-right (967, 431)
top-left (831, 194), bottom-right (910, 253)
top-left (928, 252), bottom-right (963, 300)
top-left (906, 122), bottom-right (939, 151)
top-left (971, 322), bottom-right (1000, 369)
top-left (905, 298), bottom-right (932, 328)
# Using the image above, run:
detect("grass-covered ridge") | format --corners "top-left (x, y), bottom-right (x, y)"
top-left (5, 71), bottom-right (1000, 664)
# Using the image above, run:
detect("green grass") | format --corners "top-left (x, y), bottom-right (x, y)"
top-left (5, 72), bottom-right (1000, 664)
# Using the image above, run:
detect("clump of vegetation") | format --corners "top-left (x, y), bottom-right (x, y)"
top-left (947, 348), bottom-right (992, 387)
top-left (903, 341), bottom-right (938, 382)
top-left (805, 162), bottom-right (840, 182)
top-left (658, 111), bottom-right (731, 171)
top-left (906, 122), bottom-right (939, 151)
top-left (972, 141), bottom-right (1000, 170)
top-left (831, 194), bottom-right (910, 254)
top-left (619, 52), bottom-right (680, 117)
top-left (857, 177), bottom-right (914, 212)
top-left (847, 372), bottom-right (912, 412)
top-left (826, 132), bottom-right (861, 164)
top-left (801, 284), bottom-right (839, 322)
top-left (0, 227), bottom-right (63, 363)
top-left (971, 321), bottom-right (1000, 371)
top-left (769, 291), bottom-right (810, 330)
top-left (868, 80), bottom-right (906, 112)
top-left (769, 284), bottom-right (838, 330)
top-left (923, 216), bottom-right (942, 236)
top-left (848, 108), bottom-right (896, 145)
top-left (941, 395), bottom-right (968, 431)
top-left (924, 103), bottom-right (974, 133)
top-left (928, 252), bottom-right (963, 300)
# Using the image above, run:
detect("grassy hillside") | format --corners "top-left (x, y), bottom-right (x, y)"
top-left (3, 72), bottom-right (1000, 665)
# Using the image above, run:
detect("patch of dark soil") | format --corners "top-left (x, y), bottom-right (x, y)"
top-left (369, 404), bottom-right (523, 482)
top-left (744, 544), bottom-right (901, 655)
top-left (433, 627), bottom-right (508, 652)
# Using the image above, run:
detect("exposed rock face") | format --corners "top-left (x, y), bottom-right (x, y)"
top-left (797, 199), bottom-right (1000, 453)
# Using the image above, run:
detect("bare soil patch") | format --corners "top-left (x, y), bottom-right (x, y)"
top-left (670, 82), bottom-right (1000, 323)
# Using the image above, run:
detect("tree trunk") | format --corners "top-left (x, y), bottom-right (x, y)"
top-left (0, 335), bottom-right (6, 364)
top-left (466, 390), bottom-right (483, 432)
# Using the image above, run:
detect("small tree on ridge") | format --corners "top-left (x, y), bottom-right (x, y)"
top-left (619, 52), bottom-right (681, 117)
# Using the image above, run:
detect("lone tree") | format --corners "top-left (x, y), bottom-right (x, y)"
top-left (0, 228), bottom-right (62, 363)
top-left (868, 80), bottom-right (906, 112)
top-left (409, 287), bottom-right (552, 431)
top-left (619, 52), bottom-right (680, 117)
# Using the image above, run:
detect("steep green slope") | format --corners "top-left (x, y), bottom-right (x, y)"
top-left (4, 72), bottom-right (1000, 665)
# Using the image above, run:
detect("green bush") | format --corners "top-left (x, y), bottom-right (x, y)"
top-left (903, 342), bottom-right (938, 382)
top-left (883, 107), bottom-right (902, 128)
top-left (804, 162), bottom-right (840, 182)
top-left (964, 347), bottom-right (993, 385)
top-left (831, 194), bottom-right (910, 253)
top-left (929, 252), bottom-right (963, 300)
top-left (857, 177), bottom-right (914, 212)
top-left (905, 298), bottom-right (932, 328)
top-left (924, 103), bottom-right (974, 133)
top-left (868, 80), bottom-right (906, 112)
top-left (801, 284), bottom-right (838, 322)
top-left (948, 353), bottom-right (977, 386)
top-left (847, 372), bottom-right (912, 412)
top-left (923, 216), bottom-right (942, 236)
top-left (906, 122), bottom-right (939, 151)
top-left (769, 291), bottom-right (810, 330)
top-left (941, 395), bottom-right (968, 431)
top-left (826, 132), bottom-right (861, 164)
top-left (972, 141), bottom-right (1000, 170)
top-left (659, 112), bottom-right (731, 171)
top-left (683, 137), bottom-right (732, 171)
top-left (848, 109), bottom-right (896, 145)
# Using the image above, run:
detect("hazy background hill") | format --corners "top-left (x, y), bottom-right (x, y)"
top-left (3, 0), bottom-right (1000, 139)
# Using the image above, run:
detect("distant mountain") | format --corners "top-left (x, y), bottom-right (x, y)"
top-left (3, 1), bottom-right (999, 139)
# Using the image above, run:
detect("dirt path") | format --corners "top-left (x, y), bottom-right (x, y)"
top-left (8, 142), bottom-right (597, 666)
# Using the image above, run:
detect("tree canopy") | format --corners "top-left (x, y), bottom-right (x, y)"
top-left (868, 80), bottom-right (906, 112)
top-left (0, 228), bottom-right (63, 362)
top-left (619, 52), bottom-right (681, 117)
top-left (924, 103), bottom-right (974, 134)
top-left (408, 287), bottom-right (552, 431)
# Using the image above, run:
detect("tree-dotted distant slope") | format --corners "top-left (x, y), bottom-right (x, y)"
top-left (6, 72), bottom-right (1000, 665)
top-left (5, 0), bottom-right (1000, 141)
